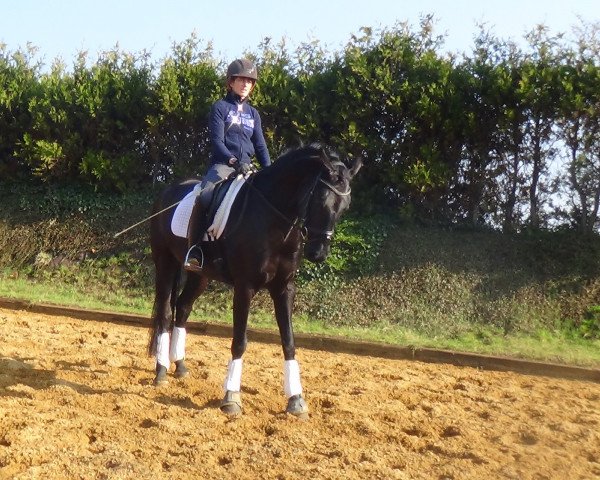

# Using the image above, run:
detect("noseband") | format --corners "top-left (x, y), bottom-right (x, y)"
top-left (318, 178), bottom-right (352, 197)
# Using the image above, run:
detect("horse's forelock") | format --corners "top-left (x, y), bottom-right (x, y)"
top-left (329, 163), bottom-right (351, 185)
top-left (319, 148), bottom-right (350, 182)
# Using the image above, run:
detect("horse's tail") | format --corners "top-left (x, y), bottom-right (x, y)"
top-left (148, 304), bottom-right (160, 358)
top-left (169, 268), bottom-right (180, 326)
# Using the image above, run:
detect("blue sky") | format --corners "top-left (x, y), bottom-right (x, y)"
top-left (1, 0), bottom-right (598, 67)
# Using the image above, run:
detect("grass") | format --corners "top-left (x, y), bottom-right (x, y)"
top-left (1, 272), bottom-right (154, 316)
top-left (2, 272), bottom-right (599, 368)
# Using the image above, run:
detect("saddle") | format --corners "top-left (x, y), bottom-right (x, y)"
top-left (203, 179), bottom-right (234, 235)
top-left (200, 174), bottom-right (247, 241)
top-left (193, 176), bottom-right (246, 281)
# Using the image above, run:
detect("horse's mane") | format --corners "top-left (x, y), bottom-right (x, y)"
top-left (248, 144), bottom-right (332, 204)
top-left (265, 143), bottom-right (344, 175)
top-left (270, 144), bottom-right (324, 170)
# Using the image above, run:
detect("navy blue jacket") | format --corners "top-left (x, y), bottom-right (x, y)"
top-left (209, 92), bottom-right (271, 168)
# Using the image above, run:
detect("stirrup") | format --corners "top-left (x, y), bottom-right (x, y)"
top-left (183, 245), bottom-right (204, 273)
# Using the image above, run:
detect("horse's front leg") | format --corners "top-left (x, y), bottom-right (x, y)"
top-left (220, 284), bottom-right (254, 417)
top-left (269, 281), bottom-right (309, 419)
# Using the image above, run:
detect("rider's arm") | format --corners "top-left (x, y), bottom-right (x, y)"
top-left (209, 101), bottom-right (237, 163)
top-left (251, 109), bottom-right (271, 168)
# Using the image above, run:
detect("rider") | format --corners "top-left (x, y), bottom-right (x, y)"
top-left (184, 58), bottom-right (271, 273)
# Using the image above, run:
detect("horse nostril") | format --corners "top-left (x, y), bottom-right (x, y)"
top-left (304, 243), bottom-right (329, 263)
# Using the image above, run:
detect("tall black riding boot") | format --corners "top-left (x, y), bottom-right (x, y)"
top-left (183, 197), bottom-right (207, 273)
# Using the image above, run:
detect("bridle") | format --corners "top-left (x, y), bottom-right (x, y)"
top-left (302, 178), bottom-right (351, 243)
top-left (319, 178), bottom-right (352, 197)
top-left (239, 172), bottom-right (351, 244)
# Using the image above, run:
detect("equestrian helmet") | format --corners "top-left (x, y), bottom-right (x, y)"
top-left (226, 58), bottom-right (258, 81)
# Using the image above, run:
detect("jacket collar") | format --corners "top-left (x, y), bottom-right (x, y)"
top-left (226, 91), bottom-right (248, 105)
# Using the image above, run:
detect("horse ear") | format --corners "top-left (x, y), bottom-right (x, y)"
top-left (319, 149), bottom-right (337, 179)
top-left (348, 156), bottom-right (363, 178)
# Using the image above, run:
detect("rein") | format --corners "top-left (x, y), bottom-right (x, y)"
top-left (237, 173), bottom-right (351, 243)
top-left (221, 176), bottom-right (300, 241)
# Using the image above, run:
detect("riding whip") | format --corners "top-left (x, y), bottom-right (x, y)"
top-left (112, 176), bottom-right (233, 239)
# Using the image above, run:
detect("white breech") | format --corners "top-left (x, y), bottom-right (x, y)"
top-left (284, 359), bottom-right (303, 397)
top-left (223, 358), bottom-right (243, 392)
top-left (156, 331), bottom-right (170, 369)
top-left (169, 327), bottom-right (186, 362)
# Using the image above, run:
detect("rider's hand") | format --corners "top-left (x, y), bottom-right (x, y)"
top-left (228, 157), bottom-right (252, 176)
top-left (237, 162), bottom-right (252, 176)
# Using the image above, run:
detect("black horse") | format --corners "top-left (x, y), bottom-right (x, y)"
top-left (148, 144), bottom-right (362, 418)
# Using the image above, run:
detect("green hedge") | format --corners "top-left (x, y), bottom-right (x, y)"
top-left (2, 21), bottom-right (600, 232)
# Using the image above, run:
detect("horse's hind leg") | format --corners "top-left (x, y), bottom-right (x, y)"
top-left (170, 273), bottom-right (209, 379)
top-left (149, 250), bottom-right (180, 385)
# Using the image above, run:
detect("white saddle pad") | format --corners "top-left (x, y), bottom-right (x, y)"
top-left (171, 184), bottom-right (199, 238)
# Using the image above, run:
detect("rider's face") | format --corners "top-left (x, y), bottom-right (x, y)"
top-left (230, 76), bottom-right (255, 99)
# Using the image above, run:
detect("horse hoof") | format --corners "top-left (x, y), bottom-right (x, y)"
top-left (153, 364), bottom-right (168, 386)
top-left (220, 390), bottom-right (242, 417)
top-left (174, 360), bottom-right (189, 379)
top-left (286, 394), bottom-right (309, 419)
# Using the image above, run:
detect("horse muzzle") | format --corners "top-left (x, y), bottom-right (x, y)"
top-left (303, 239), bottom-right (330, 263)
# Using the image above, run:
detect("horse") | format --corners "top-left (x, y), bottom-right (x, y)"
top-left (148, 144), bottom-right (362, 418)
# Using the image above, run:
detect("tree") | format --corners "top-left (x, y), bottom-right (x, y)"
top-left (19, 60), bottom-right (69, 181)
top-left (146, 35), bottom-right (221, 183)
top-left (74, 47), bottom-right (155, 190)
top-left (556, 21), bottom-right (600, 233)
top-left (455, 28), bottom-right (508, 227)
top-left (519, 26), bottom-right (563, 230)
top-left (0, 44), bottom-right (40, 179)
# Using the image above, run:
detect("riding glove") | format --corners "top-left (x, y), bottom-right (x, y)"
top-left (229, 158), bottom-right (252, 176)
